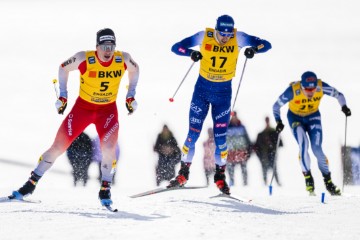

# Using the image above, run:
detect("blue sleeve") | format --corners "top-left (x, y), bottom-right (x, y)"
top-left (273, 86), bottom-right (293, 122)
top-left (236, 31), bottom-right (272, 53)
top-left (171, 31), bottom-right (205, 57)
top-left (322, 81), bottom-right (347, 107)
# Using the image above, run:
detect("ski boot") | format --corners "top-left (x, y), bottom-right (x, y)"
top-left (99, 181), bottom-right (113, 206)
top-left (303, 171), bottom-right (316, 196)
top-left (323, 173), bottom-right (341, 196)
top-left (214, 165), bottom-right (230, 195)
top-left (167, 161), bottom-right (191, 188)
top-left (10, 171), bottom-right (41, 200)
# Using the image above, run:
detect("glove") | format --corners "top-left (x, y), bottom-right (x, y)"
top-left (126, 97), bottom-right (137, 114)
top-left (244, 47), bottom-right (257, 59)
top-left (55, 97), bottom-right (67, 114)
top-left (276, 121), bottom-right (285, 133)
top-left (190, 51), bottom-right (203, 62)
top-left (342, 105), bottom-right (351, 116)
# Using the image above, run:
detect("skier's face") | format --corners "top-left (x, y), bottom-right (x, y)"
top-left (96, 43), bottom-right (116, 62)
top-left (215, 31), bottom-right (233, 45)
top-left (301, 86), bottom-right (317, 98)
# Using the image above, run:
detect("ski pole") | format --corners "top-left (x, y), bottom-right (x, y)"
top-left (342, 116), bottom-right (348, 192)
top-left (269, 132), bottom-right (281, 196)
top-left (52, 79), bottom-right (59, 98)
top-left (231, 58), bottom-right (248, 116)
top-left (169, 61), bottom-right (195, 102)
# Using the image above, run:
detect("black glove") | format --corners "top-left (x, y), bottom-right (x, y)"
top-left (276, 121), bottom-right (285, 133)
top-left (244, 47), bottom-right (257, 59)
top-left (342, 105), bottom-right (351, 117)
top-left (190, 51), bottom-right (203, 62)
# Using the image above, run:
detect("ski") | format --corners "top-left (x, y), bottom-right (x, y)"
top-left (130, 186), bottom-right (207, 198)
top-left (0, 196), bottom-right (41, 204)
top-left (210, 193), bottom-right (252, 203)
top-left (104, 205), bottom-right (118, 212)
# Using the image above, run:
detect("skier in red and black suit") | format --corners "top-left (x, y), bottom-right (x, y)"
top-left (10, 28), bottom-right (139, 206)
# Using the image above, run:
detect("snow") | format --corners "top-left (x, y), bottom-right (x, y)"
top-left (1, 0), bottom-right (360, 239)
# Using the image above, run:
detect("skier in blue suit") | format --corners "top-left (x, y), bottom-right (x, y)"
top-left (273, 71), bottom-right (351, 195)
top-left (168, 15), bottom-right (271, 194)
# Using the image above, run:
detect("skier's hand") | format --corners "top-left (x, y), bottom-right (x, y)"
top-left (244, 47), bottom-right (257, 59)
top-left (55, 97), bottom-right (67, 114)
top-left (341, 105), bottom-right (351, 117)
top-left (276, 121), bottom-right (284, 133)
top-left (126, 97), bottom-right (137, 114)
top-left (190, 51), bottom-right (203, 62)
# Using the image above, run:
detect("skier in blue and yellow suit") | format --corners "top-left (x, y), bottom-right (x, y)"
top-left (168, 15), bottom-right (271, 194)
top-left (273, 71), bottom-right (351, 196)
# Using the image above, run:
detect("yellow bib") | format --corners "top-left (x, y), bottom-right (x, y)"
top-left (80, 51), bottom-right (126, 104)
top-left (289, 80), bottom-right (324, 116)
top-left (199, 28), bottom-right (239, 82)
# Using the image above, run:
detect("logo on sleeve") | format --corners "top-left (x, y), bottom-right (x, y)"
top-left (61, 57), bottom-right (76, 67)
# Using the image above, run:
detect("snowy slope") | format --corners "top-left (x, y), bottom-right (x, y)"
top-left (1, 0), bottom-right (360, 239)
top-left (1, 161), bottom-right (360, 240)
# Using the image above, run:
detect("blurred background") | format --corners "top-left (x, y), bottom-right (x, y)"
top-left (0, 0), bottom-right (359, 194)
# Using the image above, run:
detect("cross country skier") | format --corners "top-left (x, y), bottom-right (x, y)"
top-left (273, 71), bottom-right (351, 195)
top-left (168, 15), bottom-right (271, 194)
top-left (9, 28), bottom-right (139, 207)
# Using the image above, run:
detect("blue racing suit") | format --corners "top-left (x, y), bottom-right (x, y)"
top-left (172, 28), bottom-right (271, 166)
top-left (273, 80), bottom-right (347, 176)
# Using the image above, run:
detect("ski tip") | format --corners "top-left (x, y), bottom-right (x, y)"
top-left (108, 207), bottom-right (118, 212)
top-left (104, 205), bottom-right (118, 212)
top-left (0, 196), bottom-right (41, 204)
top-left (8, 194), bottom-right (17, 200)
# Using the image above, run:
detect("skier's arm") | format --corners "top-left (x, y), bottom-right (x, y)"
top-left (123, 52), bottom-right (139, 99)
top-left (171, 31), bottom-right (205, 57)
top-left (236, 31), bottom-right (272, 53)
top-left (58, 51), bottom-right (86, 98)
top-left (273, 86), bottom-right (293, 123)
top-left (322, 81), bottom-right (347, 107)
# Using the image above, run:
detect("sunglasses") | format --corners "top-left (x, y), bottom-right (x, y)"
top-left (99, 44), bottom-right (116, 52)
top-left (302, 86), bottom-right (317, 92)
top-left (218, 31), bottom-right (234, 37)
